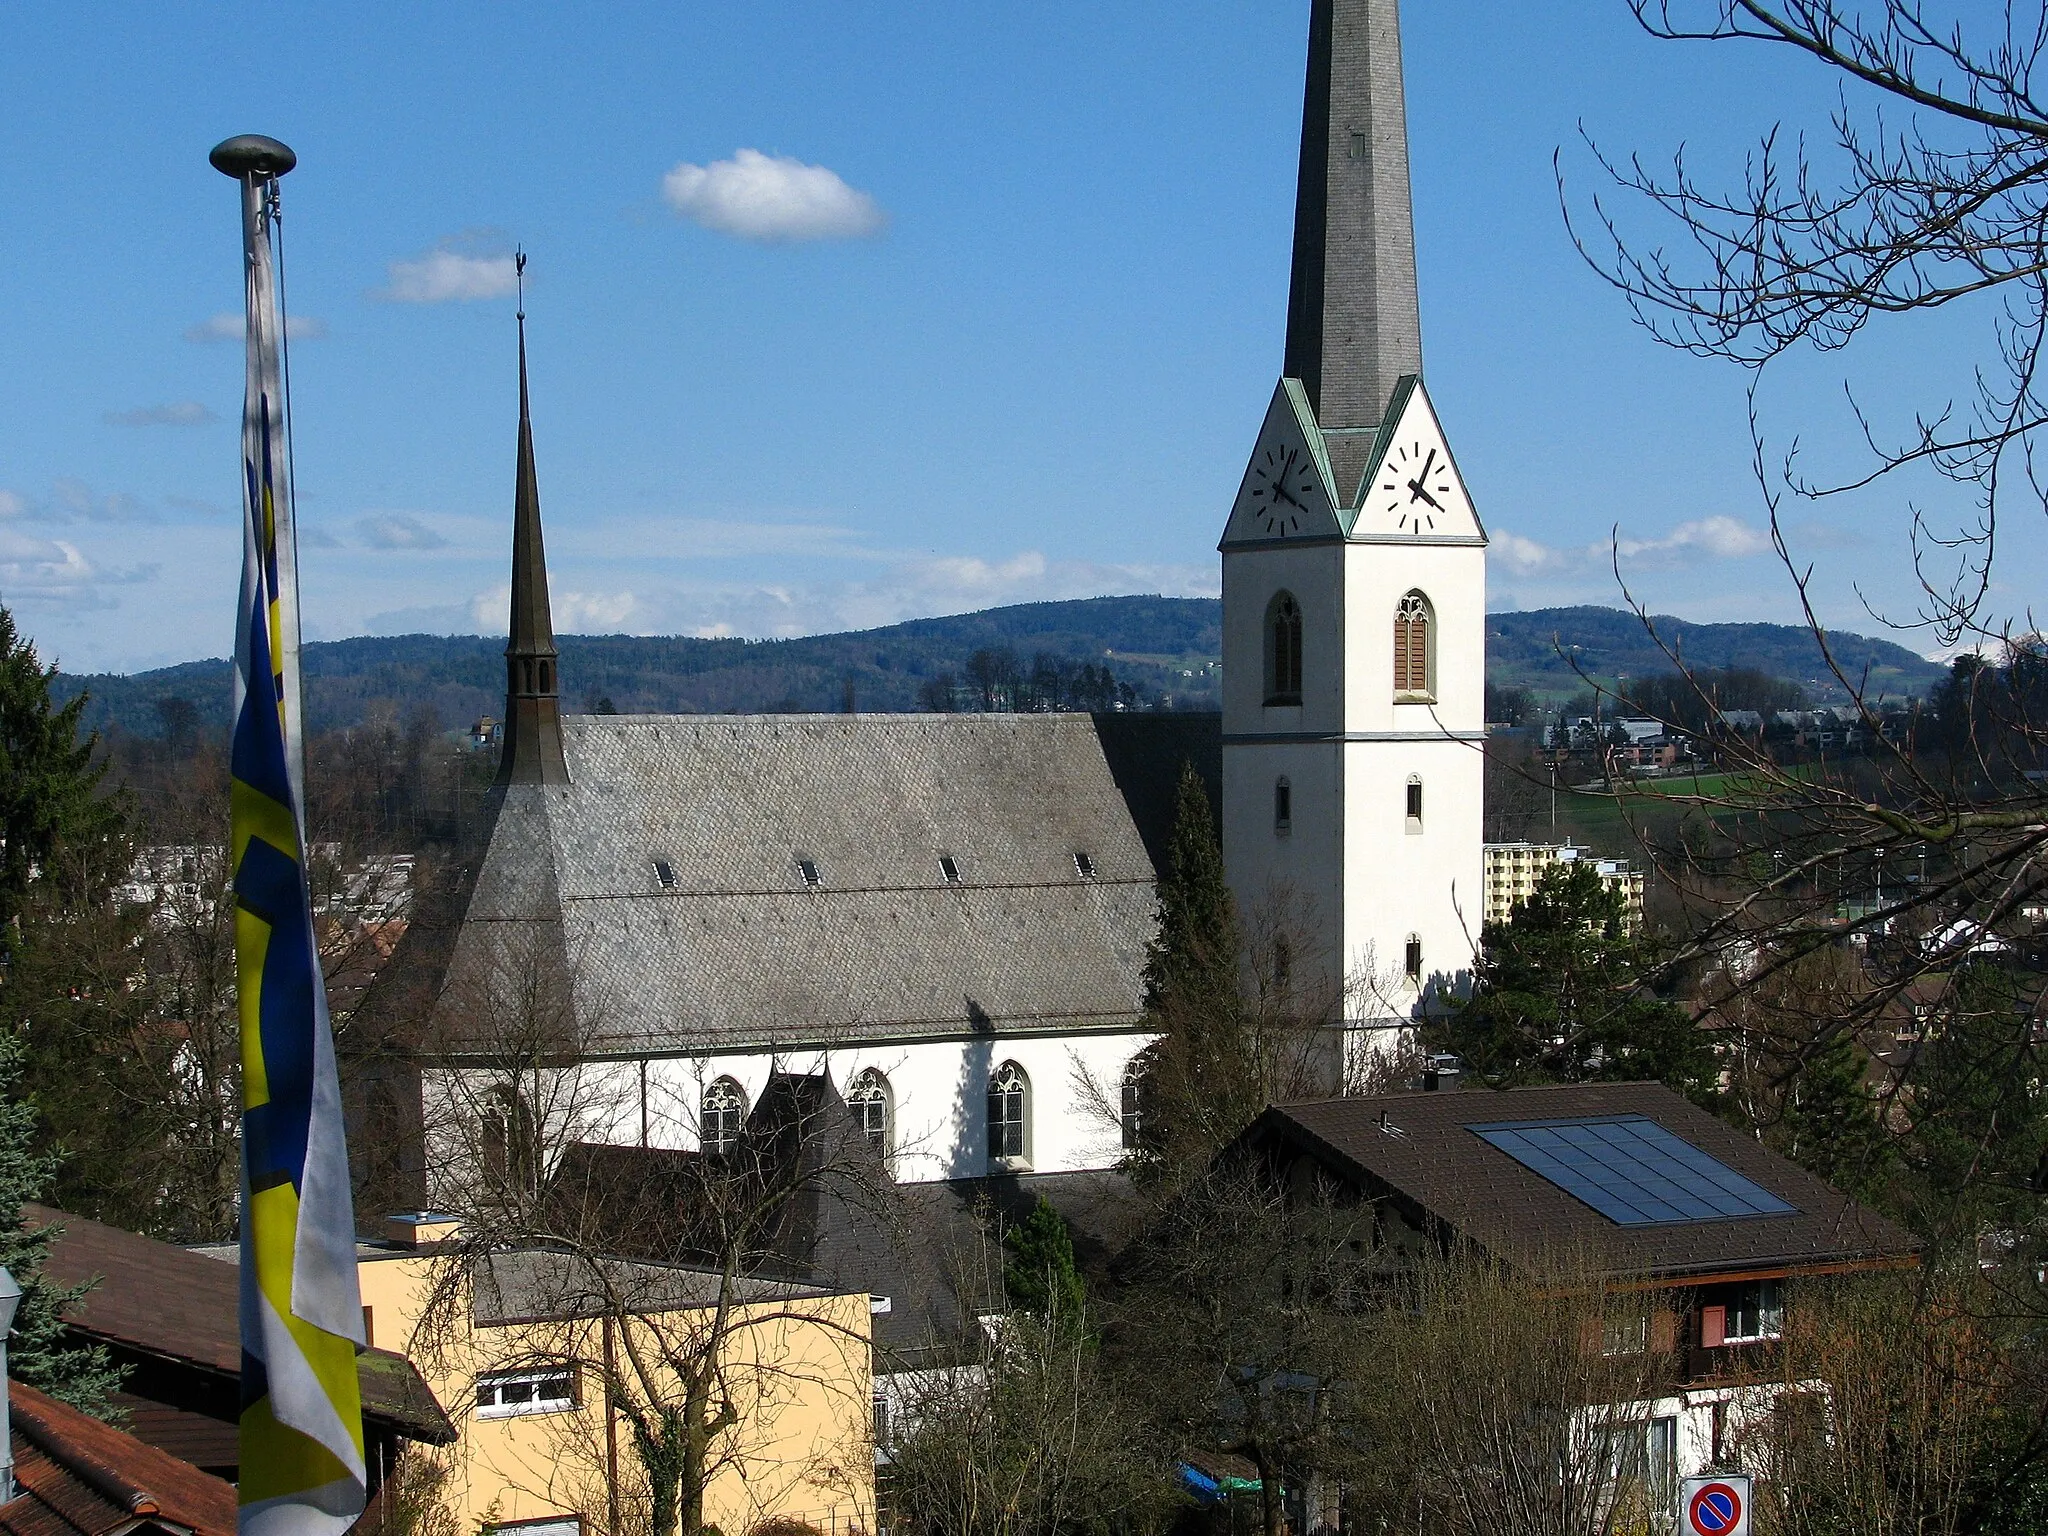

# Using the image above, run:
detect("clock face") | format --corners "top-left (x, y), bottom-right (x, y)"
top-left (1247, 443), bottom-right (1322, 535)
top-left (1376, 438), bottom-right (1455, 534)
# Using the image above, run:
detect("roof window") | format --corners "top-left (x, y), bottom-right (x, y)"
top-left (653, 858), bottom-right (675, 889)
top-left (939, 855), bottom-right (962, 885)
top-left (796, 857), bottom-right (821, 888)
top-left (1073, 851), bottom-right (1096, 879)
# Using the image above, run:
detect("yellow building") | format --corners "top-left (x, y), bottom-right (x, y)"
top-left (358, 1216), bottom-right (875, 1536)
top-left (1483, 842), bottom-right (1645, 931)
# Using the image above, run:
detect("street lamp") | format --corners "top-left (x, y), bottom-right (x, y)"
top-left (0, 1265), bottom-right (23, 1503)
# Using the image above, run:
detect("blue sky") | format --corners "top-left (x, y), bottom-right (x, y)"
top-left (2, 2), bottom-right (2031, 675)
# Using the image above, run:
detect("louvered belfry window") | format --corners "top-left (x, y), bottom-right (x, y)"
top-left (1394, 591), bottom-right (1432, 697)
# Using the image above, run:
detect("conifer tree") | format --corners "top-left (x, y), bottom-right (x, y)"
top-left (1438, 860), bottom-right (1714, 1101)
top-left (1140, 762), bottom-right (1238, 1016)
top-left (0, 1029), bottom-right (123, 1415)
top-left (1774, 1029), bottom-right (1895, 1207)
top-left (1002, 1196), bottom-right (1087, 1328)
top-left (0, 607), bottom-right (121, 938)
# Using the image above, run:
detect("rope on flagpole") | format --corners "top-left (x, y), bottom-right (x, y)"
top-left (269, 177), bottom-right (304, 612)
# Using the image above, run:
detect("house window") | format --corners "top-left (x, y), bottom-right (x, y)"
top-left (1265, 591), bottom-right (1303, 705)
top-left (873, 1385), bottom-right (891, 1448)
top-left (796, 857), bottom-right (821, 888)
top-left (1073, 851), bottom-right (1096, 879)
top-left (849, 1069), bottom-right (893, 1160)
top-left (1404, 934), bottom-right (1423, 982)
top-left (476, 1367), bottom-right (576, 1418)
top-left (1393, 590), bottom-right (1433, 698)
top-left (1274, 777), bottom-right (1292, 834)
top-left (1725, 1278), bottom-right (1785, 1342)
top-left (1598, 1415), bottom-right (1677, 1510)
top-left (939, 855), bottom-right (962, 885)
top-left (988, 1061), bottom-right (1029, 1166)
top-left (701, 1077), bottom-right (747, 1155)
top-left (653, 857), bottom-right (675, 889)
top-left (1406, 777), bottom-right (1423, 825)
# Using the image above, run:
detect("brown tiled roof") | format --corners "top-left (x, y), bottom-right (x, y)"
top-left (0, 1380), bottom-right (236, 1536)
top-left (1256, 1082), bottom-right (1919, 1280)
top-left (21, 1207), bottom-right (453, 1446)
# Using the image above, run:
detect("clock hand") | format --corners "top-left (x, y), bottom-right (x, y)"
top-left (1418, 448), bottom-right (1438, 484)
top-left (1406, 477), bottom-right (1444, 511)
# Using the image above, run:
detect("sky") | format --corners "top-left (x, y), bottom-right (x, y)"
top-left (2, 2), bottom-right (2034, 676)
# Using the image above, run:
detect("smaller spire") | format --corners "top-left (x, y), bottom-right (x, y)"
top-left (497, 250), bottom-right (571, 787)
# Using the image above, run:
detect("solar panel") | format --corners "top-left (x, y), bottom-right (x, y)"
top-left (1467, 1115), bottom-right (1799, 1227)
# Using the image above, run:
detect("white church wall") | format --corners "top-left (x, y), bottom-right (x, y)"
top-left (1219, 544), bottom-right (1348, 732)
top-left (480, 1029), bottom-right (1157, 1187)
top-left (1222, 740), bottom-right (1346, 998)
top-left (1340, 541), bottom-right (1486, 733)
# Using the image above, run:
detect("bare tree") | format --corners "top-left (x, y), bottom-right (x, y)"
top-left (397, 930), bottom-right (893, 1536)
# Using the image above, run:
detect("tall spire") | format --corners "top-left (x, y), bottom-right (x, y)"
top-left (1283, 0), bottom-right (1422, 501)
top-left (497, 251), bottom-right (571, 787)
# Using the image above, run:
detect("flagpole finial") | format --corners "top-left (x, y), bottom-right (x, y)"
top-left (515, 247), bottom-right (527, 321)
top-left (209, 134), bottom-right (297, 180)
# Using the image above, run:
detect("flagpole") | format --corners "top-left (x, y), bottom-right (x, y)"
top-left (210, 133), bottom-right (310, 827)
top-left (212, 133), bottom-right (367, 1536)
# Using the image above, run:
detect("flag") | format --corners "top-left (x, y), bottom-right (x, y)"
top-left (228, 167), bottom-right (367, 1536)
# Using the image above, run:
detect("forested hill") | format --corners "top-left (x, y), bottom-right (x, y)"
top-left (1486, 606), bottom-right (1947, 701)
top-left (49, 596), bottom-right (1946, 737)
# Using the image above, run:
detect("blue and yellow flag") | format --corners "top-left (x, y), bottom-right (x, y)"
top-left (227, 165), bottom-right (367, 1536)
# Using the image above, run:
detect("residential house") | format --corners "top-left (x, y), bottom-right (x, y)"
top-left (23, 1206), bottom-right (453, 1485)
top-left (1239, 1082), bottom-right (1918, 1490)
top-left (354, 1215), bottom-right (876, 1536)
top-left (0, 1380), bottom-right (236, 1536)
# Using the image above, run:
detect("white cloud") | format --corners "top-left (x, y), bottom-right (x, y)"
top-left (103, 401), bottom-right (217, 428)
top-left (558, 590), bottom-right (638, 630)
top-left (356, 512), bottom-right (450, 550)
top-left (184, 312), bottom-right (327, 343)
top-left (662, 149), bottom-right (886, 242)
top-left (44, 479), bottom-right (148, 523)
top-left (1489, 516), bottom-right (1772, 578)
top-left (1615, 515), bottom-right (1772, 561)
top-left (0, 491), bottom-right (24, 519)
top-left (374, 246), bottom-right (519, 304)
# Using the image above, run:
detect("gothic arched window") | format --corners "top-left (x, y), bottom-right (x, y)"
top-left (1120, 1051), bottom-right (1154, 1152)
top-left (1394, 591), bottom-right (1433, 699)
top-left (988, 1061), bottom-right (1030, 1166)
top-left (849, 1069), bottom-right (893, 1162)
top-left (702, 1077), bottom-right (747, 1155)
top-left (1265, 592), bottom-right (1303, 706)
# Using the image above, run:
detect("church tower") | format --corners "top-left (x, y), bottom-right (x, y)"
top-left (496, 273), bottom-right (571, 788)
top-left (1220, 0), bottom-right (1486, 1033)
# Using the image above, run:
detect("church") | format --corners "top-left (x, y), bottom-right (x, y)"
top-left (351, 0), bottom-right (1486, 1210)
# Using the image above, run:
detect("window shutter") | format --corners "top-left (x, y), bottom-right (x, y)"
top-left (1700, 1304), bottom-right (1726, 1348)
top-left (1651, 1309), bottom-right (1677, 1354)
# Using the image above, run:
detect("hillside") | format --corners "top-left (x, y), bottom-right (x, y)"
top-left (49, 597), bottom-right (1946, 737)
top-left (1487, 606), bottom-right (1945, 703)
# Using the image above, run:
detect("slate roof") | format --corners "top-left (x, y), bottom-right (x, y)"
top-left (1254, 1082), bottom-right (1919, 1280)
top-left (0, 1381), bottom-right (235, 1536)
top-left (21, 1206), bottom-right (454, 1447)
top-left (398, 712), bottom-right (1219, 1057)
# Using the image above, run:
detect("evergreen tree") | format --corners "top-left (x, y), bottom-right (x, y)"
top-left (1437, 860), bottom-right (1714, 1101)
top-left (1140, 763), bottom-right (1238, 1016)
top-left (1002, 1197), bottom-right (1086, 1327)
top-left (1773, 1028), bottom-right (1896, 1206)
top-left (0, 1029), bottom-right (123, 1415)
top-left (0, 606), bottom-right (121, 939)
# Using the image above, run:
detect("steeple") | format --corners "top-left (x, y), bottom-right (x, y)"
top-left (496, 253), bottom-right (571, 787)
top-left (1283, 0), bottom-right (1422, 502)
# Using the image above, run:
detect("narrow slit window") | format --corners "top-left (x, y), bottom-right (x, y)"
top-left (1275, 777), bottom-right (1292, 833)
top-left (796, 857), bottom-right (821, 888)
top-left (653, 858), bottom-right (676, 889)
top-left (1406, 778), bottom-right (1423, 822)
top-left (1073, 851), bottom-right (1096, 879)
top-left (939, 855), bottom-right (962, 885)
top-left (1404, 934), bottom-right (1423, 981)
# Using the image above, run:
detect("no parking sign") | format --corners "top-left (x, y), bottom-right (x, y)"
top-left (1681, 1474), bottom-right (1751, 1536)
